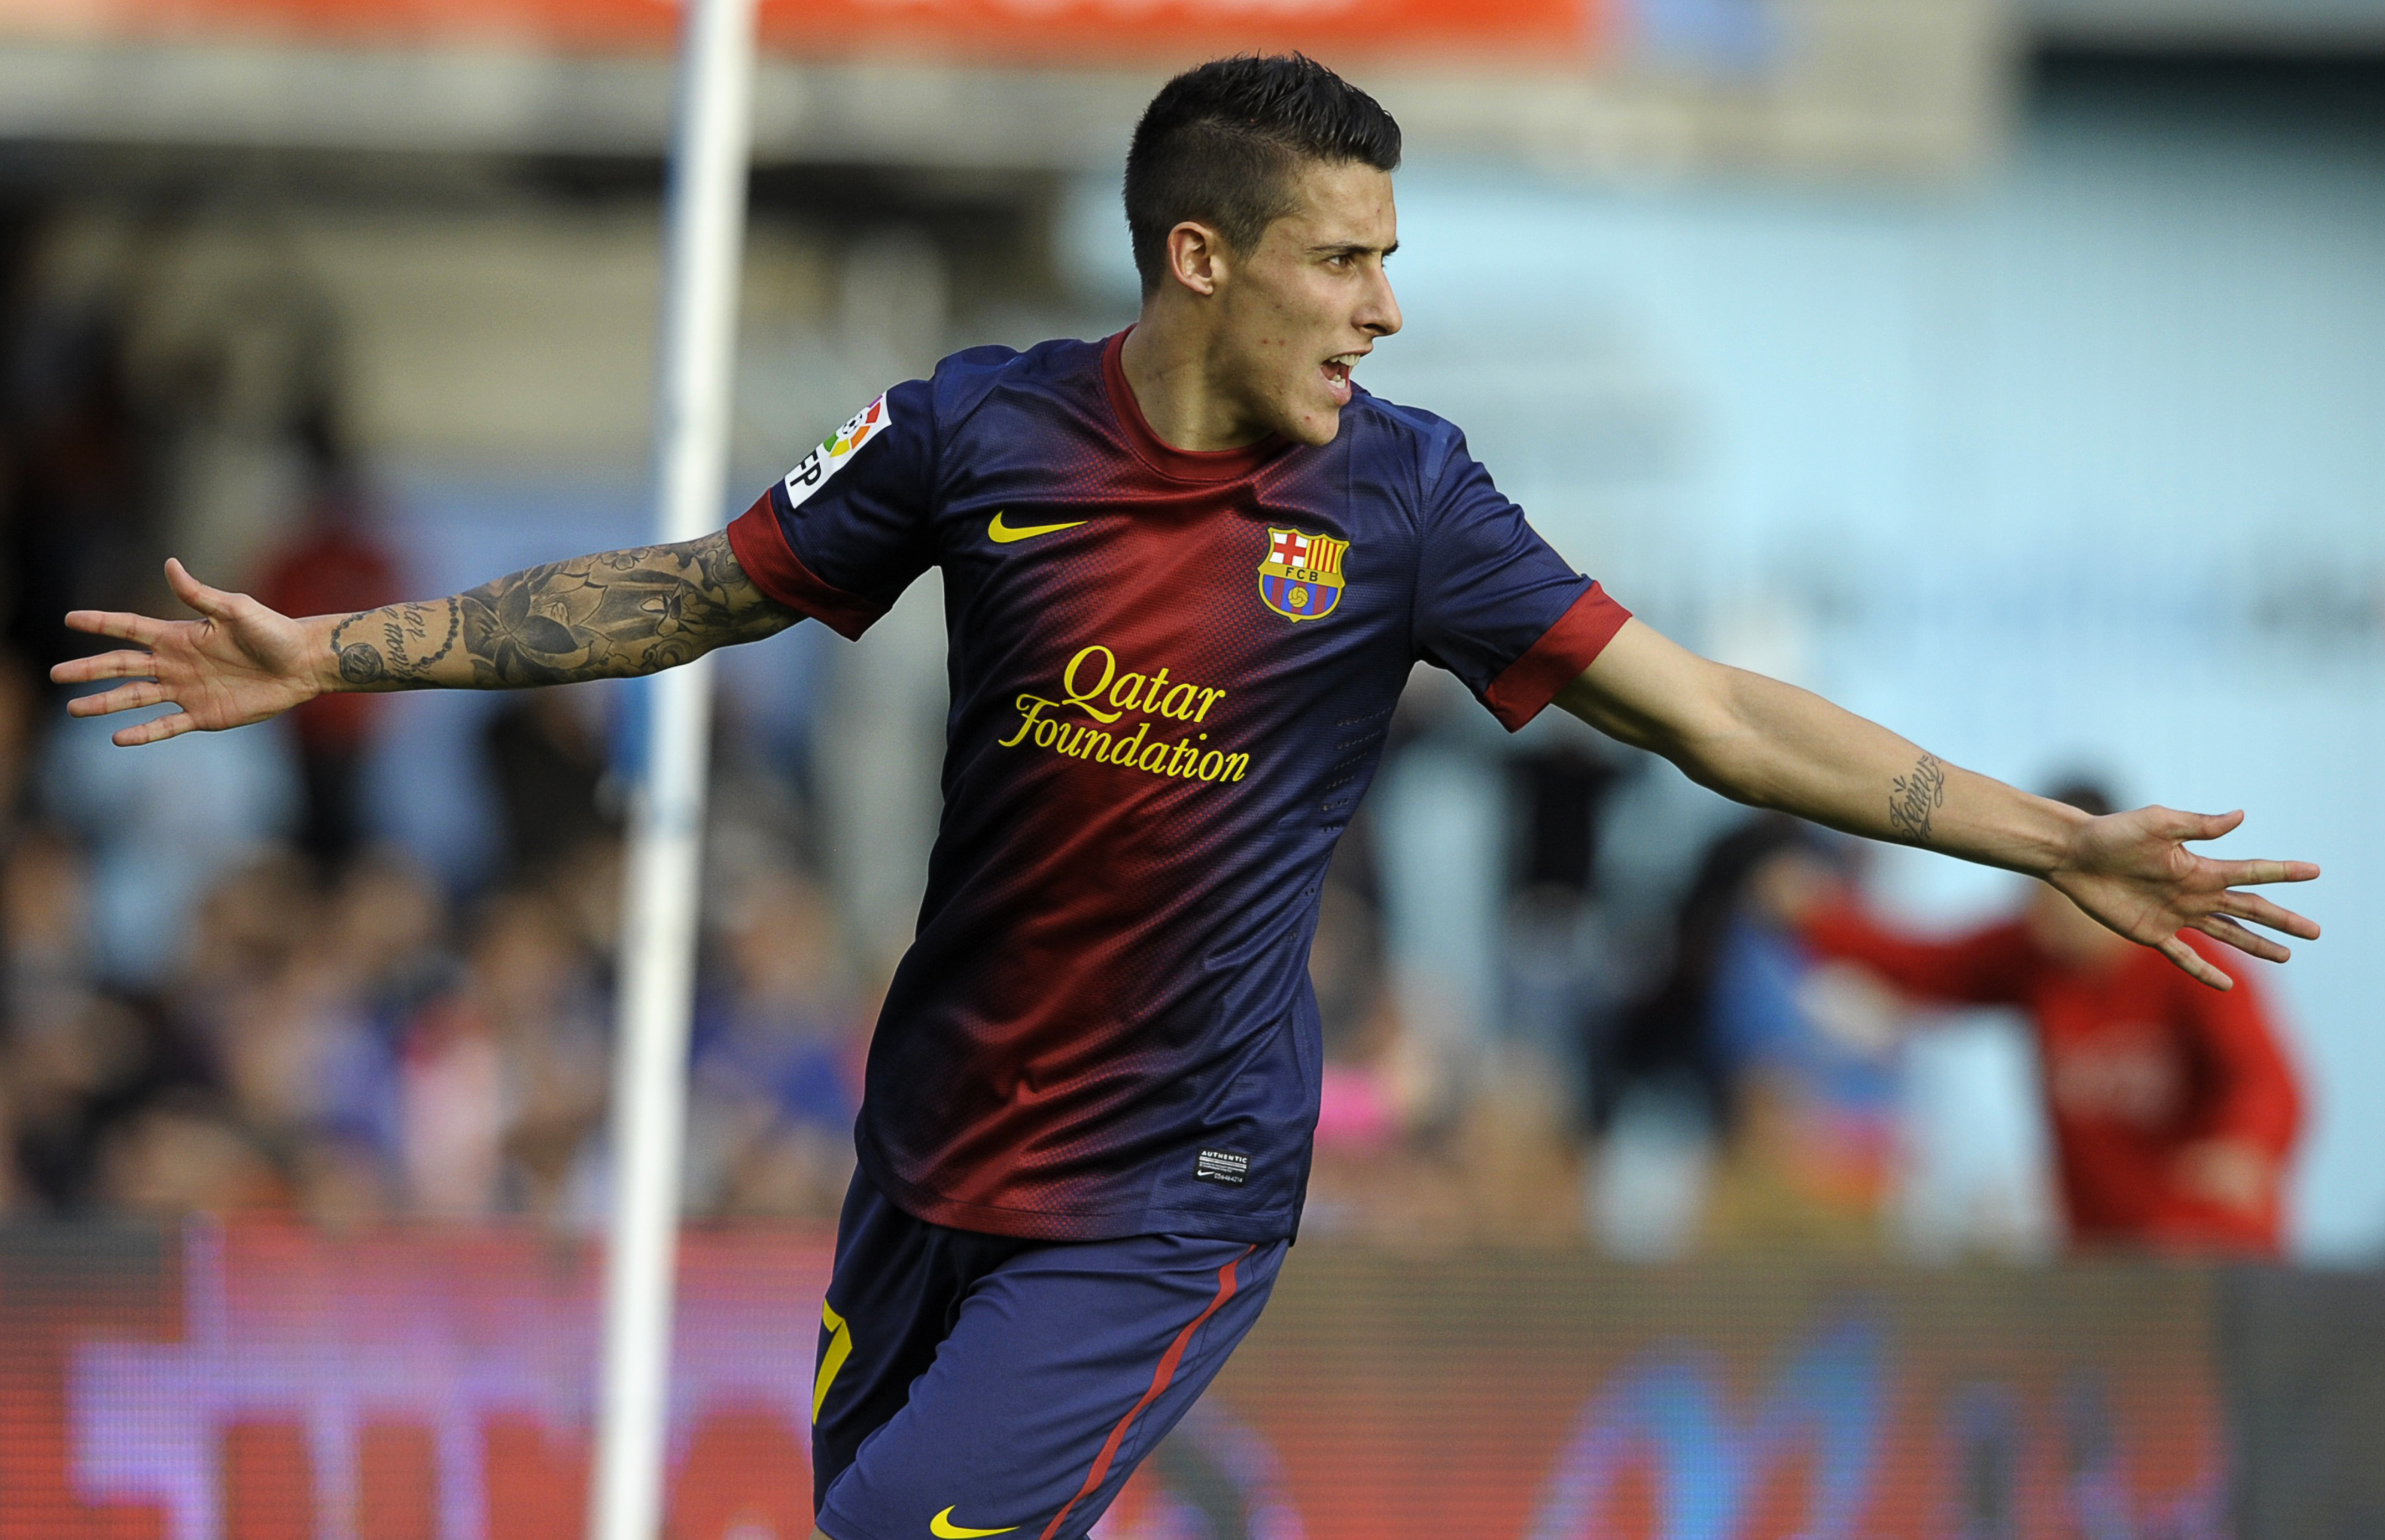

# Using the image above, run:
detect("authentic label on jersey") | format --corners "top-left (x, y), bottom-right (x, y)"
top-left (783, 393), bottom-right (891, 511)
top-left (1257, 527), bottom-right (1349, 623)
top-left (1194, 1149), bottom-right (1251, 1186)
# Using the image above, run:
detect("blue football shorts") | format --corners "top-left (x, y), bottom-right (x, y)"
top-left (810, 1170), bottom-right (1287, 1540)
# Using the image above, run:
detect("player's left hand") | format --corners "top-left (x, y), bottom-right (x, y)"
top-left (2048, 807), bottom-right (2319, 990)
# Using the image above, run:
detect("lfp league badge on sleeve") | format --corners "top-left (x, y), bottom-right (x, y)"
top-left (1257, 527), bottom-right (1348, 623)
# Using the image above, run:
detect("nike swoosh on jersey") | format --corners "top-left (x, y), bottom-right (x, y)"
top-left (988, 511), bottom-right (1088, 544)
top-left (929, 1508), bottom-right (1018, 1538)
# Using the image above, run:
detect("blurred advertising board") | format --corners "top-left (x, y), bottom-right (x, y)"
top-left (9, 1222), bottom-right (2375, 1539)
top-left (0, 0), bottom-right (2005, 175)
top-left (0, 0), bottom-right (1602, 70)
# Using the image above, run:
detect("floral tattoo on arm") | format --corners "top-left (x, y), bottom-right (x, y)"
top-left (329, 531), bottom-right (794, 690)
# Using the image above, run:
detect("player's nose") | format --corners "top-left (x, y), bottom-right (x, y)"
top-left (1359, 268), bottom-right (1402, 338)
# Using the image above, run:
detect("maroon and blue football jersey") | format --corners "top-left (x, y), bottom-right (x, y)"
top-left (726, 331), bottom-right (1629, 1243)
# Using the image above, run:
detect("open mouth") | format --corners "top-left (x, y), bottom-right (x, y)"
top-left (1321, 352), bottom-right (1361, 405)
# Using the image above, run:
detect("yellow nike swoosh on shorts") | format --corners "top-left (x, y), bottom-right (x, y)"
top-left (988, 510), bottom-right (1088, 544)
top-left (929, 1507), bottom-right (1018, 1538)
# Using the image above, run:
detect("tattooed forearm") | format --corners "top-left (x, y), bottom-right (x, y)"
top-left (453, 531), bottom-right (795, 688)
top-left (1887, 752), bottom-right (1948, 844)
top-left (325, 531), bottom-right (794, 692)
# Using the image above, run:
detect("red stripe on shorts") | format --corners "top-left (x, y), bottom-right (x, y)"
top-left (1037, 1245), bottom-right (1253, 1540)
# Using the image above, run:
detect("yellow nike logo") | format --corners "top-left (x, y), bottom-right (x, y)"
top-left (988, 510), bottom-right (1087, 544)
top-left (930, 1508), bottom-right (1018, 1538)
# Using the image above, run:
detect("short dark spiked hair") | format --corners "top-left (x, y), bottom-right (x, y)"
top-left (1124, 55), bottom-right (1402, 297)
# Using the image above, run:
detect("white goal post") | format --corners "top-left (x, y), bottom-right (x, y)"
top-left (589, 0), bottom-right (761, 1535)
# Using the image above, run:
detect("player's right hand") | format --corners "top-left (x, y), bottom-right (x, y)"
top-left (49, 558), bottom-right (323, 747)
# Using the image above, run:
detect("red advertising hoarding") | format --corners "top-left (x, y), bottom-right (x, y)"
top-left (0, 1221), bottom-right (2236, 1540)
top-left (0, 0), bottom-right (1606, 68)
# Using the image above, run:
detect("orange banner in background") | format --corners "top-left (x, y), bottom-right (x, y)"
top-left (5, 0), bottom-right (1607, 67)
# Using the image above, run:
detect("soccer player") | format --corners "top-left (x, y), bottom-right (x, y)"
top-left (51, 55), bottom-right (2317, 1540)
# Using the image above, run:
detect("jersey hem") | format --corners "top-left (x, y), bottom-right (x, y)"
top-left (725, 493), bottom-right (890, 640)
top-left (1483, 581), bottom-right (1634, 731)
top-left (856, 1143), bottom-right (1302, 1245)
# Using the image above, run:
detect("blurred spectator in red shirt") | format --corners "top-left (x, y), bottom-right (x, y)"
top-left (1776, 783), bottom-right (2303, 1257)
top-left (252, 472), bottom-right (399, 870)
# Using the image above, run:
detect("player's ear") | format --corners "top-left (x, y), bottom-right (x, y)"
top-left (1165, 221), bottom-right (1225, 297)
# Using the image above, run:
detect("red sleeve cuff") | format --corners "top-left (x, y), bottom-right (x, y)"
top-left (1482, 582), bottom-right (1633, 731)
top-left (725, 495), bottom-right (890, 642)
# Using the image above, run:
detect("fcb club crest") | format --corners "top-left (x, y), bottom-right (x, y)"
top-left (1257, 527), bottom-right (1350, 623)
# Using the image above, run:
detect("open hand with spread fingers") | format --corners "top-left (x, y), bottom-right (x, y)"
top-left (2048, 806), bottom-right (2321, 990)
top-left (48, 559), bottom-right (324, 747)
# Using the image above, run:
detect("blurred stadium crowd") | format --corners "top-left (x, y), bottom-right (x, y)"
top-left (0, 205), bottom-right (878, 1230)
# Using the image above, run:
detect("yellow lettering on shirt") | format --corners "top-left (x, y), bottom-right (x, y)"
top-left (1000, 644), bottom-right (1249, 786)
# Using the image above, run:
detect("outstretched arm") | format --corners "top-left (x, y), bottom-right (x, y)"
top-left (1556, 618), bottom-right (2320, 990)
top-left (52, 531), bottom-right (796, 746)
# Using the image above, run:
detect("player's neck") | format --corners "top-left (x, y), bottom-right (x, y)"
top-left (1118, 310), bottom-right (1273, 453)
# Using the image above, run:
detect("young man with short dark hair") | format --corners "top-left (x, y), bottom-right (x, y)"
top-left (54, 54), bottom-right (2317, 1540)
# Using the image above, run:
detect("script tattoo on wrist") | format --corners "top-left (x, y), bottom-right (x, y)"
top-left (1887, 752), bottom-right (1948, 845)
top-left (325, 533), bottom-right (791, 692)
top-left (331, 598), bottom-right (460, 688)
